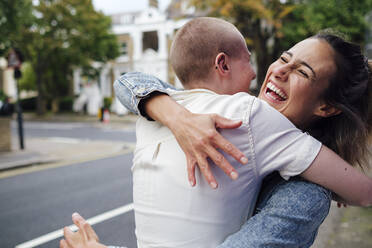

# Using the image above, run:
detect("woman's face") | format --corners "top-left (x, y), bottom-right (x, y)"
top-left (258, 38), bottom-right (337, 128)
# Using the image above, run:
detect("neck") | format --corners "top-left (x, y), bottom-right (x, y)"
top-left (183, 80), bottom-right (220, 93)
top-left (183, 73), bottom-right (228, 93)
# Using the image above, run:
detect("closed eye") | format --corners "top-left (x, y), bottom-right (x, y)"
top-left (280, 56), bottom-right (288, 63)
top-left (298, 69), bottom-right (309, 78)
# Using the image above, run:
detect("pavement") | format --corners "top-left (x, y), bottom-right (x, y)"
top-left (0, 113), bottom-right (138, 174)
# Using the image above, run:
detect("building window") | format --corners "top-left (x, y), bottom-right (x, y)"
top-left (142, 31), bottom-right (158, 52)
top-left (120, 42), bottom-right (128, 56)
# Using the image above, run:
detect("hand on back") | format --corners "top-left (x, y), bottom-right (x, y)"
top-left (169, 111), bottom-right (248, 188)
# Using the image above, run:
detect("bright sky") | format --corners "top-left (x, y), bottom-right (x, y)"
top-left (92, 0), bottom-right (172, 14)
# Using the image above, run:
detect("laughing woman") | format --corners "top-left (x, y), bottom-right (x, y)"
top-left (61, 31), bottom-right (371, 248)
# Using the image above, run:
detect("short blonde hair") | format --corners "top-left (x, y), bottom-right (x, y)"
top-left (170, 17), bottom-right (246, 84)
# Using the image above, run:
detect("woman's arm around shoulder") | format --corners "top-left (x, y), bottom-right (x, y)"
top-left (301, 145), bottom-right (372, 207)
top-left (113, 72), bottom-right (176, 118)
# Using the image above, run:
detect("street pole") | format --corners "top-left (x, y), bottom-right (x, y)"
top-left (14, 72), bottom-right (24, 150)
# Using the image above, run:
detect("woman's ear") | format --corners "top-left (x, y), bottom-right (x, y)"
top-left (314, 103), bottom-right (341, 118)
top-left (214, 53), bottom-right (229, 74)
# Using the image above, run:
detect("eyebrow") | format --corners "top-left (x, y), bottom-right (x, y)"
top-left (284, 51), bottom-right (317, 79)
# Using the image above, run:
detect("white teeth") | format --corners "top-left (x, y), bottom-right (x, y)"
top-left (266, 91), bottom-right (277, 101)
top-left (267, 82), bottom-right (287, 100)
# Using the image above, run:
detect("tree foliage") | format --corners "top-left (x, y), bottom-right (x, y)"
top-left (1, 0), bottom-right (120, 114)
top-left (0, 0), bottom-right (34, 56)
top-left (18, 62), bottom-right (37, 91)
top-left (281, 0), bottom-right (372, 51)
top-left (190, 0), bottom-right (372, 90)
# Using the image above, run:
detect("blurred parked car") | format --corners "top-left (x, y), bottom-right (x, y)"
top-left (0, 98), bottom-right (14, 116)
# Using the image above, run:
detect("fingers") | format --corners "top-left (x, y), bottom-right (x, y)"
top-left (60, 239), bottom-right (68, 248)
top-left (205, 130), bottom-right (246, 180)
top-left (72, 213), bottom-right (87, 241)
top-left (186, 157), bottom-right (196, 187)
top-left (63, 227), bottom-right (75, 247)
top-left (174, 113), bottom-right (247, 189)
top-left (83, 220), bottom-right (99, 241)
top-left (72, 212), bottom-right (100, 242)
top-left (195, 154), bottom-right (218, 189)
top-left (210, 119), bottom-right (248, 165)
top-left (72, 212), bottom-right (84, 223)
top-left (185, 129), bottom-right (243, 188)
top-left (205, 145), bottom-right (239, 181)
top-left (213, 114), bottom-right (242, 129)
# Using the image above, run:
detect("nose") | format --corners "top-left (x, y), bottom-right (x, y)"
top-left (251, 69), bottom-right (256, 80)
top-left (249, 65), bottom-right (256, 80)
top-left (273, 63), bottom-right (291, 81)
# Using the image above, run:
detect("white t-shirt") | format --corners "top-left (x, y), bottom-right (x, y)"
top-left (133, 89), bottom-right (321, 248)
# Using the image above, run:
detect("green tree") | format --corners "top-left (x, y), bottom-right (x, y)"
top-left (0, 0), bottom-right (34, 56)
top-left (280, 0), bottom-right (372, 52)
top-left (18, 62), bottom-right (37, 91)
top-left (20, 0), bottom-right (119, 114)
top-left (189, 0), bottom-right (372, 90)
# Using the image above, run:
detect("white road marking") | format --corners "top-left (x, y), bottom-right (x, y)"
top-left (15, 203), bottom-right (134, 248)
top-left (47, 137), bottom-right (81, 144)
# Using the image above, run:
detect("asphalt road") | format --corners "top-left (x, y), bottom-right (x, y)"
top-left (0, 153), bottom-right (136, 248)
top-left (1, 121), bottom-right (137, 248)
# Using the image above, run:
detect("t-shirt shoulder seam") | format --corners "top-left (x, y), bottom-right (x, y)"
top-left (243, 97), bottom-right (259, 181)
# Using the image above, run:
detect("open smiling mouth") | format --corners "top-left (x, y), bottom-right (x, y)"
top-left (265, 82), bottom-right (288, 101)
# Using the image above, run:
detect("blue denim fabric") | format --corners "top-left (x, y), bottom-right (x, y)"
top-left (113, 72), bottom-right (332, 247)
top-left (218, 173), bottom-right (331, 248)
top-left (114, 72), bottom-right (176, 119)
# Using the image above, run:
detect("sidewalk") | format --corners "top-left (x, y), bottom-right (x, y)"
top-left (21, 112), bottom-right (138, 125)
top-left (0, 113), bottom-right (137, 173)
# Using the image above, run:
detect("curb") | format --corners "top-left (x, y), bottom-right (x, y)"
top-left (0, 157), bottom-right (59, 172)
top-left (18, 113), bottom-right (138, 124)
top-left (0, 145), bottom-right (135, 179)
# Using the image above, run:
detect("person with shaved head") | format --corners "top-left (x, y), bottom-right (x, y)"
top-left (61, 18), bottom-right (372, 248)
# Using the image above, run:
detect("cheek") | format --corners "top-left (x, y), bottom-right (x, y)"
top-left (267, 62), bottom-right (279, 73)
top-left (291, 86), bottom-right (307, 99)
top-left (262, 64), bottom-right (273, 80)
top-left (290, 78), bottom-right (312, 97)
top-left (289, 85), bottom-right (321, 115)
top-left (243, 70), bottom-right (251, 81)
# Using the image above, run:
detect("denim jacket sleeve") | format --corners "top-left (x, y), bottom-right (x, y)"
top-left (113, 72), bottom-right (178, 119)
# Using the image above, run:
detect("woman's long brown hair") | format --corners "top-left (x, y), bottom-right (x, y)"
top-left (307, 32), bottom-right (372, 171)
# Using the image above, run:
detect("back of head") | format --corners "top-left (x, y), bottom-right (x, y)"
top-left (309, 31), bottom-right (372, 170)
top-left (170, 17), bottom-right (245, 85)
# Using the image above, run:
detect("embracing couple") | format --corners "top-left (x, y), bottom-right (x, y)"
top-left (61, 17), bottom-right (372, 248)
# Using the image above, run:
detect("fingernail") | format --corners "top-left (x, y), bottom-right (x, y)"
top-left (210, 182), bottom-right (218, 189)
top-left (230, 171), bottom-right (238, 180)
top-left (72, 212), bottom-right (81, 219)
top-left (189, 180), bottom-right (195, 187)
top-left (240, 157), bottom-right (248, 164)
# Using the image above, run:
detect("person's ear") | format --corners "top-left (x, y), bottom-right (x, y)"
top-left (214, 53), bottom-right (229, 74)
top-left (313, 103), bottom-right (341, 118)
